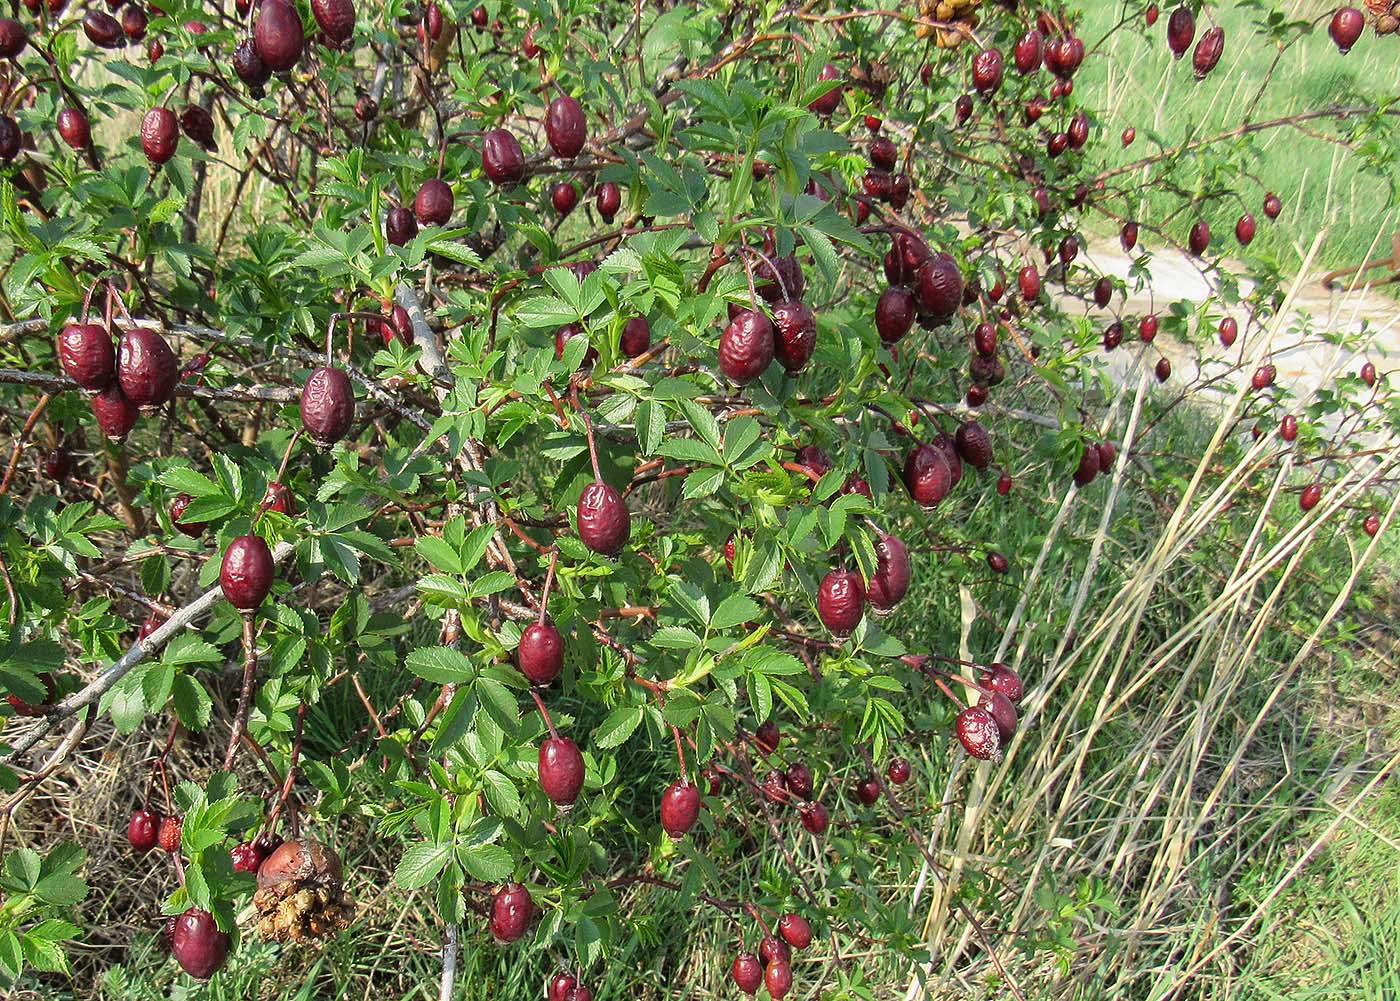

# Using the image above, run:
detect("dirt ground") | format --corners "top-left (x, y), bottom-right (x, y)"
top-left (1064, 239), bottom-right (1398, 413)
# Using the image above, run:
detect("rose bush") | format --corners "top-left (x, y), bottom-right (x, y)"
top-left (0, 0), bottom-right (1395, 996)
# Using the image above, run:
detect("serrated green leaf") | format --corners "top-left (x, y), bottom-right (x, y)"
top-left (171, 675), bottom-right (213, 731)
top-left (458, 842), bottom-right (513, 883)
top-left (682, 466), bottom-right (724, 499)
top-left (481, 770), bottom-right (521, 817)
top-left (593, 705), bottom-right (643, 749)
top-left (415, 536), bottom-right (463, 574)
top-left (711, 594), bottom-right (759, 631)
top-left (396, 842), bottom-right (451, 889)
top-left (405, 646), bottom-right (477, 684)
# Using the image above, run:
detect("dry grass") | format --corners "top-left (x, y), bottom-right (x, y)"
top-left (898, 241), bottom-right (1400, 999)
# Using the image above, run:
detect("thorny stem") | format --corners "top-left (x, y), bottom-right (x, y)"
top-left (223, 613), bottom-right (260, 771)
top-left (266, 701), bottom-right (308, 832)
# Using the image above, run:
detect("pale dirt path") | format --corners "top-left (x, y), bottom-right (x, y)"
top-left (1060, 240), bottom-right (1399, 405)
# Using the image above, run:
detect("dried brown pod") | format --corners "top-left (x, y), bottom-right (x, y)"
top-left (253, 838), bottom-right (355, 942)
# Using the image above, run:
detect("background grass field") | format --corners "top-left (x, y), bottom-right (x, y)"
top-left (1081, 1), bottom-right (1400, 279)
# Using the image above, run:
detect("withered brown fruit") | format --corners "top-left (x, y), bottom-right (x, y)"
top-left (254, 838), bottom-right (354, 943)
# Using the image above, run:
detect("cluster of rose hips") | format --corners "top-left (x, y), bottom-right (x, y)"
top-left (743, 719), bottom-right (830, 837)
top-left (729, 911), bottom-right (813, 999)
top-left (56, 321), bottom-right (182, 443)
top-left (546, 969), bottom-right (595, 1001)
top-left (772, 412), bottom-right (1004, 645)
top-left (930, 660), bottom-right (1026, 764)
top-left (1244, 358), bottom-right (1385, 520)
top-left (55, 296), bottom-right (365, 617)
top-left (129, 802), bottom-right (285, 977)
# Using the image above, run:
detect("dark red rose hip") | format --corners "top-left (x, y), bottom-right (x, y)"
top-left (954, 420), bottom-right (993, 469)
top-left (817, 569), bottom-right (864, 635)
top-left (58, 322), bottom-right (115, 390)
top-left (956, 705), bottom-right (1002, 761)
top-left (118, 326), bottom-right (178, 407)
top-left (127, 807), bottom-right (160, 851)
top-left (171, 908), bottom-right (230, 978)
top-left (595, 182), bottom-right (621, 223)
top-left (57, 107), bottom-right (90, 150)
top-left (414, 178), bottom-right (453, 226)
top-left (732, 953), bottom-right (762, 994)
top-left (254, 0), bottom-right (304, 72)
top-left (299, 366), bottom-right (355, 447)
top-left (807, 62), bottom-right (843, 115)
top-left (659, 780), bottom-right (701, 836)
top-left (481, 128), bottom-right (525, 184)
top-left (170, 493), bottom-right (207, 537)
top-left (516, 619), bottom-right (563, 686)
top-left (545, 95), bottom-right (587, 158)
top-left (91, 384), bottom-right (139, 440)
top-left (778, 913), bottom-right (812, 949)
top-left (875, 286), bottom-right (916, 344)
top-left (770, 300), bottom-right (816, 373)
top-left (0, 18), bottom-right (28, 59)
top-left (917, 253), bottom-right (963, 320)
top-left (538, 736), bottom-right (585, 805)
top-left (1166, 6), bottom-right (1194, 58)
top-left (1330, 8), bottom-right (1363, 53)
top-left (865, 533), bottom-right (911, 611)
top-left (221, 533), bottom-right (275, 610)
top-left (386, 206), bottom-right (418, 246)
top-left (490, 882), bottom-right (534, 942)
top-left (311, 0), bottom-right (355, 43)
top-left (140, 107), bottom-right (179, 165)
top-left (903, 443), bottom-right (952, 507)
top-left (233, 38), bottom-right (272, 90)
top-left (718, 309), bottom-right (775, 385)
top-left (83, 10), bottom-right (123, 47)
top-left (620, 316), bottom-right (650, 358)
top-left (577, 481), bottom-right (629, 555)
top-left (979, 662), bottom-right (1023, 703)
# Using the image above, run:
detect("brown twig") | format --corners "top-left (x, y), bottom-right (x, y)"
top-left (223, 613), bottom-right (260, 770)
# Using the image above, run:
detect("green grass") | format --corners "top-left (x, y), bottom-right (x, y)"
top-left (1078, 1), bottom-right (1400, 277)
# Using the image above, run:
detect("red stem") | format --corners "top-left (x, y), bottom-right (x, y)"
top-left (538, 548), bottom-right (558, 625)
top-left (530, 689), bottom-right (559, 740)
top-left (581, 411), bottom-right (603, 481)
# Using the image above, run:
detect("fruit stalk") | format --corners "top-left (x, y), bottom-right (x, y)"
top-left (529, 688), bottom-right (560, 740)
top-left (580, 410), bottom-right (603, 482)
top-left (537, 548), bottom-right (558, 625)
top-left (671, 721), bottom-right (689, 784)
top-left (259, 431), bottom-right (302, 521)
top-left (932, 676), bottom-right (966, 710)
